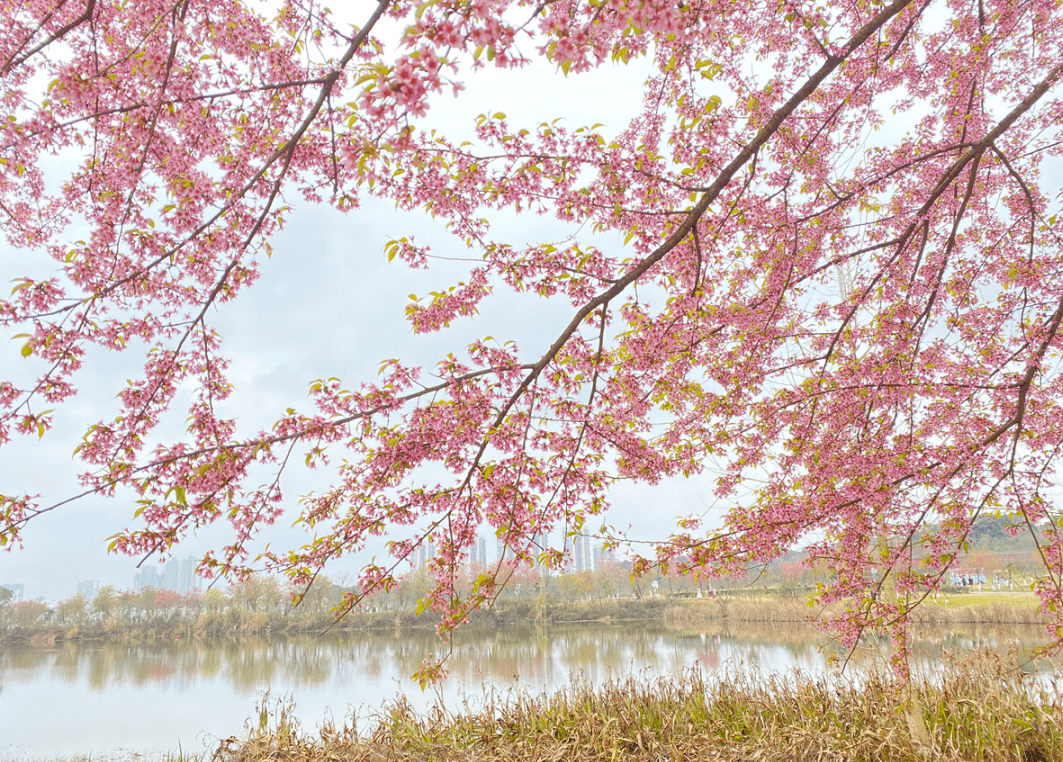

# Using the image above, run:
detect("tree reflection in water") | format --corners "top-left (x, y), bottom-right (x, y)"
top-left (0, 623), bottom-right (1058, 698)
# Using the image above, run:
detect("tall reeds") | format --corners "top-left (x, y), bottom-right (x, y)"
top-left (206, 649), bottom-right (1061, 762)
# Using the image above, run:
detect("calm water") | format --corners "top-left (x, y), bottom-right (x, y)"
top-left (0, 622), bottom-right (1057, 761)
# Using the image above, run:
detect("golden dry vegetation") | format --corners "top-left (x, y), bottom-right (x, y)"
top-left (198, 650), bottom-right (1061, 762)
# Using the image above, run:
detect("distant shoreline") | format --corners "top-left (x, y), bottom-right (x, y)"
top-left (0, 590), bottom-right (1048, 647)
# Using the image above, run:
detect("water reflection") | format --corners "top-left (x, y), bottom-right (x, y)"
top-left (0, 622), bottom-right (1058, 761)
top-left (1, 623), bottom-right (1057, 694)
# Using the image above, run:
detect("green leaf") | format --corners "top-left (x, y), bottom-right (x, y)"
top-left (21, 343), bottom-right (32, 358)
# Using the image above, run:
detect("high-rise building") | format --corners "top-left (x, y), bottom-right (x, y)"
top-left (414, 541), bottom-right (436, 567)
top-left (1, 583), bottom-right (24, 602)
top-left (496, 532), bottom-right (547, 570)
top-left (165, 559), bottom-right (180, 591)
top-left (594, 543), bottom-right (617, 565)
top-left (178, 555), bottom-right (201, 594)
top-left (133, 565), bottom-right (164, 592)
top-left (531, 532), bottom-right (549, 578)
top-left (563, 535), bottom-right (574, 572)
top-left (580, 534), bottom-right (592, 572)
top-left (469, 536), bottom-right (488, 567)
top-left (76, 580), bottom-right (100, 600)
top-left (564, 533), bottom-right (592, 573)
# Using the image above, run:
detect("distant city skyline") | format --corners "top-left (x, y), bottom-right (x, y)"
top-left (407, 529), bottom-right (622, 576)
top-left (4, 526), bottom-right (629, 603)
top-left (2, 554), bottom-right (207, 604)
top-left (2, 527), bottom-right (629, 603)
top-left (133, 555), bottom-right (204, 595)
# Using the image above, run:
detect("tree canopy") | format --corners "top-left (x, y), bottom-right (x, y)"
top-left (2, 0), bottom-right (1063, 679)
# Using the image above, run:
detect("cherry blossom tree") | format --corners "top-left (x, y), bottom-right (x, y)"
top-left (2, 0), bottom-right (1063, 679)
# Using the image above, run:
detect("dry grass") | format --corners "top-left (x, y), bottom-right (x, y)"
top-left (666, 593), bottom-right (1048, 627)
top-left (201, 649), bottom-right (1062, 762)
top-left (908, 600), bottom-right (1046, 626)
top-left (932, 592), bottom-right (1041, 609)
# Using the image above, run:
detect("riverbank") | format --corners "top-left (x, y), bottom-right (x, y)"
top-left (1, 591), bottom-right (1048, 646)
top-left (190, 650), bottom-right (1062, 762)
top-left (0, 597), bottom-right (677, 646)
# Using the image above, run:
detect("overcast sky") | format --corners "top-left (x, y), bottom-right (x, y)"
top-left (0, 46), bottom-right (727, 602)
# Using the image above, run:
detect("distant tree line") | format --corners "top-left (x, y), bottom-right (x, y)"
top-left (0, 559), bottom-right (712, 642)
top-left (5, 525), bottom-right (1040, 644)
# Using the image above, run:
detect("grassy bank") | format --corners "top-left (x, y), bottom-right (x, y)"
top-left (664, 592), bottom-right (1048, 627)
top-left (186, 650), bottom-right (1062, 762)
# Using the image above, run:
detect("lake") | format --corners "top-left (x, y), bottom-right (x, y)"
top-left (0, 621), bottom-right (1057, 761)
